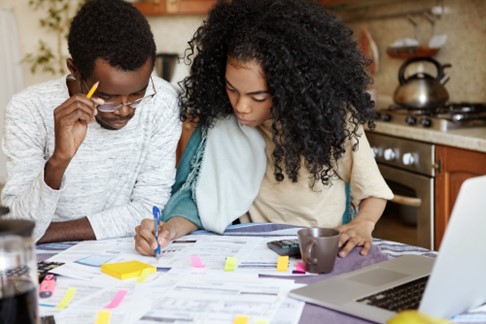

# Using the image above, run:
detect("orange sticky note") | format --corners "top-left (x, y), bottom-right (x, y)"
top-left (277, 255), bottom-right (289, 272)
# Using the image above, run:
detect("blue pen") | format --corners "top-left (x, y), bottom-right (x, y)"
top-left (152, 206), bottom-right (161, 258)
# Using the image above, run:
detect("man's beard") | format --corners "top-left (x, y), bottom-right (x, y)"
top-left (95, 115), bottom-right (132, 130)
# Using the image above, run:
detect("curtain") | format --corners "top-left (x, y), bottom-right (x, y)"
top-left (0, 8), bottom-right (23, 185)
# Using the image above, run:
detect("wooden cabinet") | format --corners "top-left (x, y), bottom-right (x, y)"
top-left (434, 145), bottom-right (486, 249)
top-left (132, 0), bottom-right (216, 16)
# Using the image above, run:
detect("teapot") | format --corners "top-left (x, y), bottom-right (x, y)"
top-left (393, 57), bottom-right (451, 110)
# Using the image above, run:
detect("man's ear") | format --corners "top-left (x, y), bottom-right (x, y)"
top-left (66, 58), bottom-right (80, 80)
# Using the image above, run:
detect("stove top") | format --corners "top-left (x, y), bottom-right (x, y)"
top-left (375, 103), bottom-right (486, 131)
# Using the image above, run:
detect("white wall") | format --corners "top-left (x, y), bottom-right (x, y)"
top-left (0, 0), bottom-right (204, 87)
top-left (0, 0), bottom-right (204, 184)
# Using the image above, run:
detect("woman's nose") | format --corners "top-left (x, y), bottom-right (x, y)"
top-left (234, 97), bottom-right (252, 114)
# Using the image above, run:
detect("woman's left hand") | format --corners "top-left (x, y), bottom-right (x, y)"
top-left (335, 217), bottom-right (375, 257)
top-left (335, 197), bottom-right (387, 257)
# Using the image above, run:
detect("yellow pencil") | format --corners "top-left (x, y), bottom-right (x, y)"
top-left (86, 81), bottom-right (99, 99)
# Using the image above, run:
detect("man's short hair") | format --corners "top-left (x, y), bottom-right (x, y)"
top-left (68, 0), bottom-right (156, 79)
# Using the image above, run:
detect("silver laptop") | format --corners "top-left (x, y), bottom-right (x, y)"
top-left (289, 175), bottom-right (486, 323)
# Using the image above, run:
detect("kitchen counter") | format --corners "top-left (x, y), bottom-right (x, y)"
top-left (367, 122), bottom-right (486, 153)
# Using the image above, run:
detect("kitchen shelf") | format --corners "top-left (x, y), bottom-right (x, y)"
top-left (132, 0), bottom-right (216, 16)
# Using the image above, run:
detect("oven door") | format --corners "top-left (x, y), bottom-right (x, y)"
top-left (373, 164), bottom-right (434, 249)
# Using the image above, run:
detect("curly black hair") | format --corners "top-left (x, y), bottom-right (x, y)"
top-left (68, 0), bottom-right (156, 79)
top-left (180, 0), bottom-right (376, 186)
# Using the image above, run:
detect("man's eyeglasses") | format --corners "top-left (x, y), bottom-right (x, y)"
top-left (82, 77), bottom-right (157, 113)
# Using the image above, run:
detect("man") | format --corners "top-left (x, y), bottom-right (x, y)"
top-left (1, 0), bottom-right (181, 243)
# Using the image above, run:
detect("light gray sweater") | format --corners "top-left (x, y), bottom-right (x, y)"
top-left (1, 76), bottom-right (181, 241)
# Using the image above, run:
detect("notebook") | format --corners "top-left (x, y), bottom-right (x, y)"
top-left (289, 175), bottom-right (486, 323)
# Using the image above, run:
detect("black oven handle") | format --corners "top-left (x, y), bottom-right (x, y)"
top-left (391, 194), bottom-right (422, 207)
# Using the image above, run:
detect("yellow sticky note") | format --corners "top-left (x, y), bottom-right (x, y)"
top-left (101, 261), bottom-right (156, 280)
top-left (96, 310), bottom-right (111, 324)
top-left (277, 255), bottom-right (289, 272)
top-left (55, 288), bottom-right (77, 309)
top-left (233, 315), bottom-right (249, 324)
top-left (136, 267), bottom-right (153, 283)
top-left (224, 257), bottom-right (237, 272)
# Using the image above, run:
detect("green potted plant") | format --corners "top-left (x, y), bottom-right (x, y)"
top-left (23, 0), bottom-right (86, 75)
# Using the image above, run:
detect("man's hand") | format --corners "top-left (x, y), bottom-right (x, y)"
top-left (53, 94), bottom-right (99, 161)
top-left (134, 216), bottom-right (198, 256)
top-left (44, 95), bottom-right (101, 189)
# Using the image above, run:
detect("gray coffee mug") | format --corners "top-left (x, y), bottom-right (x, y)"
top-left (298, 227), bottom-right (340, 274)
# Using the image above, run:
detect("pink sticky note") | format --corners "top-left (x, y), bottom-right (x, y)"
top-left (296, 261), bottom-right (306, 273)
top-left (191, 256), bottom-right (205, 268)
top-left (104, 289), bottom-right (128, 309)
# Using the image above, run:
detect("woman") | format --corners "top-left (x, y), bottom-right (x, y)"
top-left (135, 0), bottom-right (393, 258)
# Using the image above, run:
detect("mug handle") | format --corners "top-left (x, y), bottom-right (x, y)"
top-left (305, 240), bottom-right (318, 265)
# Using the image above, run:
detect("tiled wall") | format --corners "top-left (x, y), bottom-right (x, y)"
top-left (146, 0), bottom-right (485, 103)
top-left (341, 0), bottom-right (485, 103)
top-left (11, 0), bottom-right (485, 103)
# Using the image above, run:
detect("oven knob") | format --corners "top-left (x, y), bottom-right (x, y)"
top-left (405, 116), bottom-right (417, 126)
top-left (383, 148), bottom-right (396, 161)
top-left (420, 117), bottom-right (432, 128)
top-left (380, 113), bottom-right (392, 122)
top-left (371, 147), bottom-right (380, 158)
top-left (402, 153), bottom-right (415, 166)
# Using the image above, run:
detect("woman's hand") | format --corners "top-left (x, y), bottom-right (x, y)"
top-left (336, 217), bottom-right (375, 257)
top-left (134, 216), bottom-right (198, 256)
top-left (335, 197), bottom-right (387, 257)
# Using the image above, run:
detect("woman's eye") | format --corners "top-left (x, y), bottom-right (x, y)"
top-left (253, 96), bottom-right (268, 103)
top-left (225, 85), bottom-right (237, 93)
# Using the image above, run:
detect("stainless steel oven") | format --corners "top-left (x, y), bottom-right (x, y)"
top-left (366, 102), bottom-right (486, 249)
top-left (367, 132), bottom-right (435, 250)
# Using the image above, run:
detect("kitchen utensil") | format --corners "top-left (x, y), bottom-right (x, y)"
top-left (0, 211), bottom-right (38, 324)
top-left (154, 53), bottom-right (179, 82)
top-left (393, 57), bottom-right (451, 109)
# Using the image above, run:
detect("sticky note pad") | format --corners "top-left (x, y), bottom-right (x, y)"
top-left (55, 288), bottom-right (77, 309)
top-left (295, 261), bottom-right (306, 273)
top-left (96, 310), bottom-right (111, 324)
top-left (277, 255), bottom-right (289, 272)
top-left (101, 261), bottom-right (156, 280)
top-left (224, 257), bottom-right (237, 272)
top-left (233, 315), bottom-right (249, 324)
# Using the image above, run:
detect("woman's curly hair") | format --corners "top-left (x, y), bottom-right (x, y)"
top-left (68, 0), bottom-right (156, 79)
top-left (180, 0), bottom-right (376, 186)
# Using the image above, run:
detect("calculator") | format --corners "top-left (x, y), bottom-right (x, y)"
top-left (267, 239), bottom-right (301, 257)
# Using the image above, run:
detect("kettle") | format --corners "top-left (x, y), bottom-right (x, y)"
top-left (393, 57), bottom-right (451, 110)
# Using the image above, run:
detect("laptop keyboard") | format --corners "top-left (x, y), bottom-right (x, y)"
top-left (357, 276), bottom-right (429, 312)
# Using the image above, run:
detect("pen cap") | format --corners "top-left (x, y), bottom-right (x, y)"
top-left (0, 218), bottom-right (38, 323)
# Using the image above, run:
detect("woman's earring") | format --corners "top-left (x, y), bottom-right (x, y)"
top-left (66, 74), bottom-right (77, 81)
